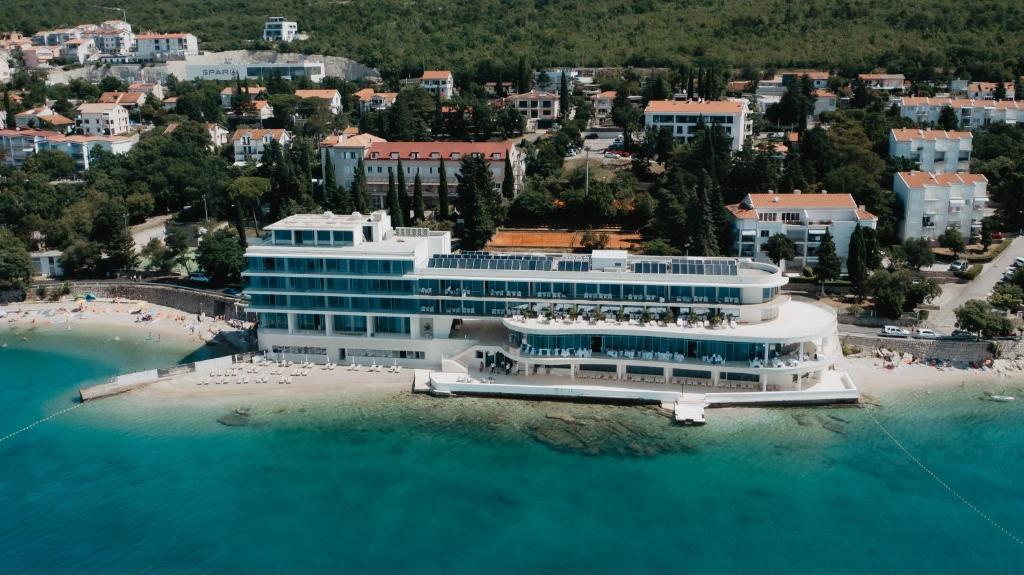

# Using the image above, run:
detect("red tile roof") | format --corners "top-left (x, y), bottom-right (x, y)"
top-left (367, 141), bottom-right (513, 161)
top-left (294, 89), bottom-right (340, 100)
top-left (421, 70), bottom-right (452, 81)
top-left (896, 171), bottom-right (988, 188)
top-left (644, 99), bottom-right (746, 114)
top-left (890, 128), bottom-right (972, 142)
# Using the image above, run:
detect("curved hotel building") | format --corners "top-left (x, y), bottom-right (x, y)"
top-left (244, 211), bottom-right (855, 396)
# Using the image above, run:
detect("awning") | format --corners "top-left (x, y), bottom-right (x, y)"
top-left (740, 230), bottom-right (757, 237)
top-left (948, 198), bottom-right (966, 205)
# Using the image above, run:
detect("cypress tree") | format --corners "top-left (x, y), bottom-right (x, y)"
top-left (686, 70), bottom-right (695, 100)
top-left (397, 159), bottom-right (410, 222)
top-left (501, 157), bottom-right (516, 199)
top-left (351, 157), bottom-right (370, 213)
top-left (559, 71), bottom-right (570, 120)
top-left (3, 90), bottom-right (14, 129)
top-left (323, 155), bottom-right (351, 213)
top-left (847, 224), bottom-right (867, 297)
top-left (412, 173), bottom-right (426, 223)
top-left (455, 156), bottom-right (496, 250)
top-left (815, 229), bottom-right (842, 296)
top-left (437, 157), bottom-right (450, 220)
top-left (386, 170), bottom-right (404, 226)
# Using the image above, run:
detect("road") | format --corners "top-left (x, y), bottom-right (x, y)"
top-left (927, 236), bottom-right (1024, 330)
top-left (131, 215), bottom-right (172, 254)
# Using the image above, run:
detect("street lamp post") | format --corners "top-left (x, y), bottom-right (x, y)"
top-left (202, 195), bottom-right (209, 223)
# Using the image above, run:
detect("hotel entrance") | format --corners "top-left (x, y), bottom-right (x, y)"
top-left (591, 336), bottom-right (602, 354)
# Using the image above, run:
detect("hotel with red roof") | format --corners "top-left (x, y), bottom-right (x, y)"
top-left (643, 99), bottom-right (752, 150)
top-left (894, 172), bottom-right (988, 241)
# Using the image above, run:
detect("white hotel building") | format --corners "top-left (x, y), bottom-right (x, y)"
top-left (894, 171), bottom-right (989, 240)
top-left (643, 99), bottom-right (752, 151)
top-left (243, 211), bottom-right (856, 398)
top-left (895, 97), bottom-right (1024, 129)
top-left (889, 129), bottom-right (972, 173)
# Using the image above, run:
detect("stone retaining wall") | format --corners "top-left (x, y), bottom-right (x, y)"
top-left (36, 282), bottom-right (251, 321)
top-left (841, 334), bottom-right (993, 363)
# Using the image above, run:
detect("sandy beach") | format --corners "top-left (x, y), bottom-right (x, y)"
top-left (0, 298), bottom-right (250, 350)
top-left (839, 354), bottom-right (1024, 395)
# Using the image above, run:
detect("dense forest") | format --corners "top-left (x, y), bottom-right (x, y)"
top-left (3, 0), bottom-right (1024, 79)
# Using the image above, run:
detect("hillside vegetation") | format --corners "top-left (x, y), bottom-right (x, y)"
top-left (3, 0), bottom-right (1024, 78)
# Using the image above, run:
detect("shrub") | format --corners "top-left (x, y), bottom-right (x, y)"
top-left (956, 264), bottom-right (983, 281)
top-left (35, 285), bottom-right (47, 299)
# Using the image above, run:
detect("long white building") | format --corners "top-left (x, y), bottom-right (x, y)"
top-left (643, 99), bottom-right (752, 151)
top-left (135, 33), bottom-right (198, 61)
top-left (888, 129), bottom-right (972, 173)
top-left (0, 128), bottom-right (137, 171)
top-left (727, 193), bottom-right (877, 272)
top-left (894, 171), bottom-right (989, 240)
top-left (243, 210), bottom-right (854, 397)
top-left (895, 97), bottom-right (1024, 129)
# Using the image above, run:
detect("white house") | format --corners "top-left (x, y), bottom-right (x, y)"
top-left (505, 90), bottom-right (560, 122)
top-left (22, 46), bottom-right (54, 69)
top-left (15, 106), bottom-right (75, 132)
top-left (966, 81), bottom-right (1015, 101)
top-left (128, 82), bottom-right (165, 100)
top-left (893, 171), bottom-right (989, 241)
top-left (220, 85), bottom-right (268, 108)
top-left (0, 128), bottom-right (137, 171)
top-left (294, 89), bottom-right (343, 115)
top-left (320, 135), bottom-right (524, 208)
top-left (30, 251), bottom-right (64, 278)
top-left (592, 90), bottom-right (616, 125)
top-left (727, 193), bottom-right (877, 271)
top-left (76, 102), bottom-right (130, 136)
top-left (263, 17), bottom-right (298, 42)
top-left (353, 88), bottom-right (397, 113)
top-left (643, 99), bottom-right (752, 151)
top-left (60, 38), bottom-right (97, 64)
top-left (232, 128), bottom-right (292, 164)
top-left (98, 91), bottom-right (148, 110)
top-left (418, 71), bottom-right (455, 99)
top-left (135, 33), bottom-right (198, 60)
top-left (858, 73), bottom-right (905, 91)
top-left (812, 90), bottom-right (837, 118)
top-left (894, 97), bottom-right (1024, 129)
top-left (165, 122), bottom-right (229, 150)
top-left (888, 129), bottom-right (972, 173)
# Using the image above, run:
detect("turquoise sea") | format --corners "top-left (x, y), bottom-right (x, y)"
top-left (2, 327), bottom-right (1024, 574)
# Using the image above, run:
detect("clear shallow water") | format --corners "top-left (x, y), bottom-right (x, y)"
top-left (2, 329), bottom-right (1024, 574)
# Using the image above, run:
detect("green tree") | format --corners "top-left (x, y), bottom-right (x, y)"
top-left (763, 233), bottom-right (796, 266)
top-left (226, 176), bottom-right (270, 248)
top-left (196, 229), bottom-right (245, 284)
top-left (437, 157), bottom-right (450, 220)
top-left (164, 227), bottom-right (192, 274)
top-left (938, 106), bottom-right (959, 130)
top-left (3, 90), bottom-right (15, 129)
top-left (455, 156), bottom-right (498, 250)
top-left (103, 222), bottom-right (139, 275)
top-left (412, 173), bottom-right (426, 224)
top-left (847, 224), bottom-right (868, 296)
top-left (980, 217), bottom-right (995, 252)
top-left (386, 170), bottom-right (404, 226)
top-left (938, 227), bottom-right (966, 259)
top-left (994, 80), bottom-right (1007, 101)
top-left (901, 237), bottom-right (935, 269)
top-left (867, 269), bottom-right (907, 319)
top-left (515, 56), bottom-right (532, 93)
top-left (396, 159), bottom-right (410, 223)
top-left (25, 150), bottom-right (75, 180)
top-left (323, 154), bottom-right (351, 213)
top-left (501, 157), bottom-right (516, 199)
top-left (60, 239), bottom-right (102, 277)
top-left (140, 237), bottom-right (172, 272)
top-left (814, 228), bottom-right (841, 294)
top-left (351, 157), bottom-right (371, 213)
top-left (0, 228), bottom-right (32, 291)
top-left (955, 299), bottom-right (1012, 338)
top-left (558, 71), bottom-right (570, 120)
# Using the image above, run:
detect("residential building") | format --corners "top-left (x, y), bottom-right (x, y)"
top-left (162, 96), bottom-right (179, 111)
top-left (30, 250), bottom-right (64, 278)
top-left (134, 33), bottom-right (198, 61)
top-left (0, 128), bottom-right (137, 170)
top-left (812, 89), bottom-right (837, 118)
top-left (15, 107), bottom-right (75, 132)
top-left (165, 122), bottom-right (229, 150)
top-left (98, 91), bottom-right (148, 110)
top-left (242, 210), bottom-right (853, 400)
top-left (88, 25), bottom-right (135, 56)
top-left (643, 99), bottom-right (752, 151)
top-left (128, 82), bottom-right (165, 100)
top-left (418, 71), bottom-right (455, 99)
top-left (592, 90), bottom-right (616, 125)
top-left (888, 129), bottom-right (972, 173)
top-left (858, 73), bottom-right (905, 91)
top-left (966, 81), bottom-right (1015, 101)
top-left (247, 100), bottom-right (274, 122)
top-left (22, 46), bottom-right (54, 69)
top-left (483, 81), bottom-right (513, 96)
top-left (0, 54), bottom-right (10, 83)
top-left (727, 193), bottom-right (877, 271)
top-left (894, 171), bottom-right (988, 240)
top-left (505, 90), bottom-right (560, 122)
top-left (76, 102), bottom-right (131, 136)
top-left (31, 28), bottom-right (80, 47)
top-left (320, 136), bottom-right (524, 208)
top-left (231, 128), bottom-right (292, 164)
top-left (894, 97), bottom-right (1024, 129)
top-left (294, 89), bottom-right (343, 114)
top-left (220, 85), bottom-right (268, 108)
top-left (263, 17), bottom-right (299, 42)
top-left (184, 61), bottom-right (325, 83)
top-left (757, 70), bottom-right (831, 98)
top-left (352, 88), bottom-right (397, 113)
top-left (60, 38), bottom-right (97, 64)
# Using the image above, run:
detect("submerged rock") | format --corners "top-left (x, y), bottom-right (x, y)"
top-left (217, 412), bottom-right (250, 426)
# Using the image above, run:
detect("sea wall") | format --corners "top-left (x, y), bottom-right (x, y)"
top-left (38, 282), bottom-right (251, 321)
top-left (841, 334), bottom-right (993, 363)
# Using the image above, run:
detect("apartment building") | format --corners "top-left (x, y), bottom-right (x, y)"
top-left (592, 91), bottom-right (616, 125)
top-left (418, 71), bottom-right (455, 99)
top-left (164, 122), bottom-right (229, 150)
top-left (895, 97), bottom-right (1024, 129)
top-left (320, 135), bottom-right (524, 208)
top-left (15, 106), bottom-right (75, 132)
top-left (98, 91), bottom-right (148, 110)
top-left (643, 99), bottom-right (752, 151)
top-left (888, 129), bottom-right (972, 173)
top-left (220, 85), bottom-right (268, 108)
top-left (60, 38), bottom-right (96, 64)
top-left (727, 193), bottom-right (877, 271)
top-left (353, 88), bottom-right (398, 113)
top-left (0, 128), bottom-right (137, 171)
top-left (505, 90), bottom-right (560, 122)
top-left (966, 81), bottom-right (1015, 101)
top-left (294, 89), bottom-right (343, 115)
top-left (263, 17), bottom-right (299, 42)
top-left (135, 33), bottom-right (198, 60)
top-left (128, 82), bottom-right (165, 100)
top-left (813, 90), bottom-right (837, 118)
top-left (22, 46), bottom-right (54, 69)
top-left (893, 171), bottom-right (989, 240)
top-left (76, 103), bottom-right (130, 135)
top-left (858, 73), bottom-right (905, 91)
top-left (231, 128), bottom-right (292, 164)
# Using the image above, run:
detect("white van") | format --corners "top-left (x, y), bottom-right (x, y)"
top-left (880, 325), bottom-right (910, 338)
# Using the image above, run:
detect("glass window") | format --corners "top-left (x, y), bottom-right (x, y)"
top-left (274, 230), bottom-right (292, 244)
top-left (317, 230), bottom-right (331, 243)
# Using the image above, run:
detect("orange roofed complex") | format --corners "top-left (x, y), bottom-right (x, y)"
top-left (320, 134), bottom-right (524, 209)
top-left (894, 172), bottom-right (988, 241)
top-left (644, 99), bottom-right (752, 151)
top-left (727, 192), bottom-right (877, 271)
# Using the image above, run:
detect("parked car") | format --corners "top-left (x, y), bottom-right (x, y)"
top-left (913, 328), bottom-right (941, 339)
top-left (189, 272), bottom-right (211, 284)
top-left (585, 133), bottom-right (600, 140)
top-left (603, 151), bottom-right (620, 158)
top-left (880, 325), bottom-right (910, 338)
top-left (223, 287), bottom-right (242, 296)
top-left (948, 260), bottom-right (969, 272)
top-left (1014, 256), bottom-right (1024, 268)
top-left (992, 231), bottom-right (1005, 240)
top-left (948, 329), bottom-right (977, 340)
